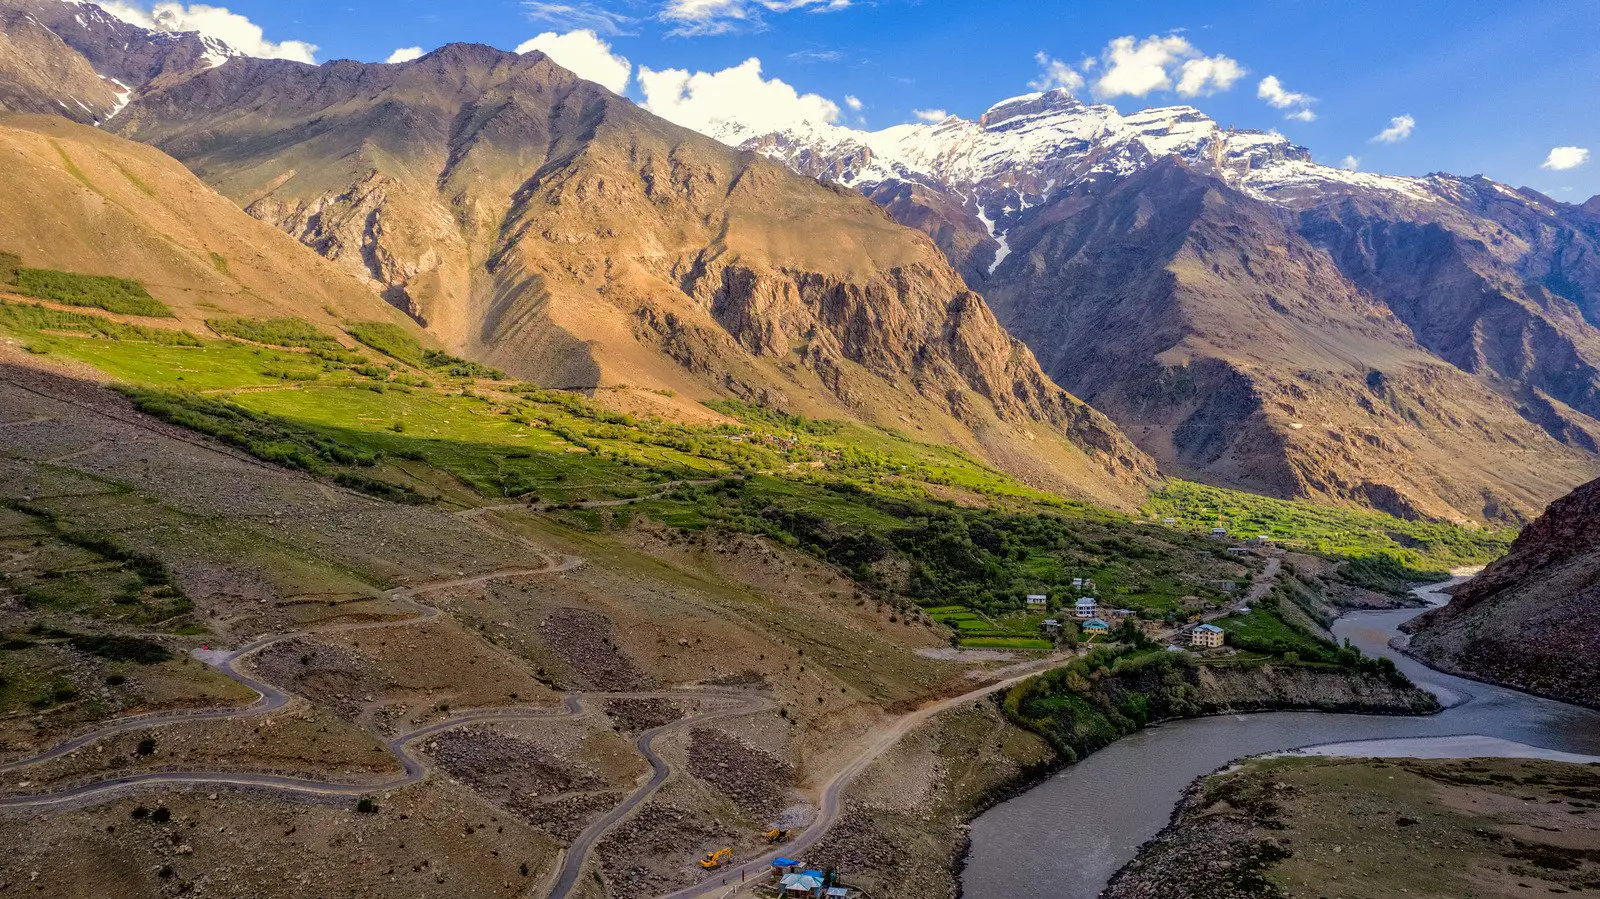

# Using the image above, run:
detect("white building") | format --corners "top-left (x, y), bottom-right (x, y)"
top-left (1026, 594), bottom-right (1048, 609)
top-left (1074, 597), bottom-right (1099, 620)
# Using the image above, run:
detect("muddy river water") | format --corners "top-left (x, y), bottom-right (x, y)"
top-left (960, 578), bottom-right (1600, 899)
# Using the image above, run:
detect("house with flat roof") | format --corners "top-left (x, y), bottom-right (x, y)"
top-left (1191, 623), bottom-right (1225, 648)
top-left (1026, 594), bottom-right (1048, 609)
top-left (1074, 597), bottom-right (1099, 619)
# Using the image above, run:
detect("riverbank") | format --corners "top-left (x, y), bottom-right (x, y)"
top-left (959, 576), bottom-right (1600, 899)
top-left (1102, 754), bottom-right (1600, 898)
top-left (786, 655), bottom-right (1438, 899)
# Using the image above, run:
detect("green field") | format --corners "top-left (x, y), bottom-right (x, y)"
top-left (1146, 479), bottom-right (1514, 587)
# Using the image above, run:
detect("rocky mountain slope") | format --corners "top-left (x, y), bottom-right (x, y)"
top-left (52, 33), bottom-right (1147, 503)
top-left (1406, 476), bottom-right (1600, 709)
top-left (0, 113), bottom-right (422, 330)
top-left (735, 91), bottom-right (1600, 522)
top-left (0, 6), bottom-right (118, 121)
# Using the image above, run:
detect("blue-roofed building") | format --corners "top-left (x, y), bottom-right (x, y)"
top-left (1192, 623), bottom-right (1225, 648)
top-left (1082, 618), bottom-right (1109, 635)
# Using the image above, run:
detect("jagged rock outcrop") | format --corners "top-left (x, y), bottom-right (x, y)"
top-left (1407, 477), bottom-right (1600, 709)
top-left (98, 40), bottom-right (1151, 503)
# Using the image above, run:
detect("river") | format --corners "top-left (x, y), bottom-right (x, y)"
top-left (959, 576), bottom-right (1600, 899)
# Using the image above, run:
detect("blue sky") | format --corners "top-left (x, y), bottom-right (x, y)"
top-left (118, 0), bottom-right (1600, 197)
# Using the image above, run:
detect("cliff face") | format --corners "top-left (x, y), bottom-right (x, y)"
top-left (105, 43), bottom-right (1153, 504)
top-left (1408, 477), bottom-right (1600, 709)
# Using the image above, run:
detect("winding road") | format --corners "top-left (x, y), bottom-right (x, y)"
top-left (0, 541), bottom-right (1255, 898)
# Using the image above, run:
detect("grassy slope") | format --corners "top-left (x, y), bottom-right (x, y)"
top-left (0, 297), bottom-right (1513, 653)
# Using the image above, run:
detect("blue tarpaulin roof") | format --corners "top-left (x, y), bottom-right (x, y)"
top-left (802, 870), bottom-right (825, 878)
top-left (772, 858), bottom-right (800, 867)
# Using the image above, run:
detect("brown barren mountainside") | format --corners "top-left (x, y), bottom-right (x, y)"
top-left (0, 113), bottom-right (426, 331)
top-left (737, 92), bottom-right (1600, 524)
top-left (1407, 476), bottom-right (1600, 709)
top-left (982, 160), bottom-right (1600, 522)
top-left (109, 43), bottom-right (1152, 503)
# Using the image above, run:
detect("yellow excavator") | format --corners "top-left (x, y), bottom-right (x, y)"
top-left (764, 828), bottom-right (791, 844)
top-left (699, 848), bottom-right (733, 870)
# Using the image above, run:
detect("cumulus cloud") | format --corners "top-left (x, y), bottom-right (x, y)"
top-left (1257, 75), bottom-right (1316, 121)
top-left (1341, 155), bottom-right (1360, 170)
top-left (660, 0), bottom-right (851, 37)
top-left (1175, 55), bottom-right (1244, 96)
top-left (844, 94), bottom-right (863, 111)
top-left (1030, 52), bottom-right (1085, 93)
top-left (1371, 114), bottom-right (1416, 143)
top-left (638, 57), bottom-right (842, 141)
top-left (515, 29), bottom-right (631, 93)
top-left (521, 1), bottom-right (636, 36)
top-left (98, 1), bottom-right (317, 62)
top-left (1088, 35), bottom-right (1242, 99)
top-left (385, 47), bottom-right (424, 64)
top-left (913, 108), bottom-right (950, 123)
top-left (1541, 146), bottom-right (1590, 171)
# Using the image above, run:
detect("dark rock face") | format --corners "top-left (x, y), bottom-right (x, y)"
top-left (1408, 476), bottom-right (1600, 709)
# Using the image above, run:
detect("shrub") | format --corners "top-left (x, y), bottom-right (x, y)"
top-left (69, 634), bottom-right (173, 664)
top-left (13, 268), bottom-right (172, 317)
top-left (355, 797), bottom-right (378, 814)
top-left (136, 737), bottom-right (156, 756)
top-left (0, 251), bottom-right (19, 285)
top-left (207, 317), bottom-right (342, 350)
top-left (0, 300), bottom-right (200, 344)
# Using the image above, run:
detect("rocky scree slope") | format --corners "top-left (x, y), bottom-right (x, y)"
top-left (100, 40), bottom-right (1151, 502)
top-left (1407, 475), bottom-right (1600, 710)
top-left (735, 90), bottom-right (1600, 522)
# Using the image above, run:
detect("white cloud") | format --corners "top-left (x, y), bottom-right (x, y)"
top-left (1093, 35), bottom-right (1189, 97)
top-left (660, 0), bottom-right (851, 36)
top-left (1541, 146), bottom-right (1590, 171)
top-left (521, 1), bottom-right (636, 36)
top-left (1083, 35), bottom-right (1242, 100)
top-left (98, 1), bottom-right (317, 63)
top-left (1371, 114), bottom-right (1416, 144)
top-left (913, 108), bottom-right (950, 123)
top-left (1257, 75), bottom-right (1316, 121)
top-left (385, 47), bottom-right (424, 64)
top-left (638, 57), bottom-right (842, 141)
top-left (516, 29), bottom-right (631, 93)
top-left (1175, 55), bottom-right (1244, 97)
top-left (844, 94), bottom-right (863, 111)
top-left (1030, 52), bottom-right (1085, 93)
top-left (1341, 155), bottom-right (1360, 170)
